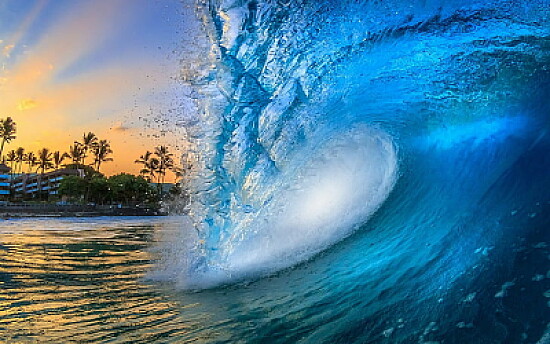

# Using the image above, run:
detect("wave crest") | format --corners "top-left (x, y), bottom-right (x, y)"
top-left (176, 125), bottom-right (397, 289)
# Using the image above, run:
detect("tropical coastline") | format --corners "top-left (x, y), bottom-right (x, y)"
top-left (1, 118), bottom-right (190, 216)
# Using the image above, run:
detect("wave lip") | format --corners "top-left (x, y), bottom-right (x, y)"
top-left (182, 125), bottom-right (398, 289)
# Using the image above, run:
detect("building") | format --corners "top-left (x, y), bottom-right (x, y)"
top-left (12, 168), bottom-right (84, 198)
top-left (152, 182), bottom-right (176, 195)
top-left (0, 163), bottom-right (10, 199)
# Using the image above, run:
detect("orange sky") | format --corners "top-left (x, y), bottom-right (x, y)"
top-left (0, 0), bottom-right (188, 178)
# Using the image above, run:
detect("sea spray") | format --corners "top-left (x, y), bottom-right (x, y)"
top-left (160, 0), bottom-right (549, 297)
top-left (175, 124), bottom-right (397, 288)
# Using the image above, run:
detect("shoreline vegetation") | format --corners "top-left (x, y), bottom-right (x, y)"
top-left (0, 117), bottom-right (190, 218)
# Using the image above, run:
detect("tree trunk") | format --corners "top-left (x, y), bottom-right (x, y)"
top-left (0, 139), bottom-right (5, 159)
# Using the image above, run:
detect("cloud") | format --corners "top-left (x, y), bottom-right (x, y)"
top-left (0, 0), bottom-right (153, 116)
top-left (17, 99), bottom-right (37, 111)
top-left (2, 44), bottom-right (14, 57)
top-left (111, 121), bottom-right (131, 132)
top-left (6, 0), bottom-right (137, 89)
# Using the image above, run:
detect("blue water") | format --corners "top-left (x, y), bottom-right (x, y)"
top-left (1, 0), bottom-right (549, 342)
top-left (171, 0), bottom-right (550, 341)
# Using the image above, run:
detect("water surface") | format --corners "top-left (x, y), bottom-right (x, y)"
top-left (0, 214), bottom-right (548, 343)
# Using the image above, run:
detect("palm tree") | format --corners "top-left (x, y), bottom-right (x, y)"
top-left (135, 151), bottom-right (155, 182)
top-left (5, 150), bottom-right (16, 177)
top-left (52, 151), bottom-right (69, 170)
top-left (35, 148), bottom-right (54, 200)
top-left (36, 148), bottom-right (53, 174)
top-left (79, 132), bottom-right (98, 165)
top-left (68, 143), bottom-right (85, 165)
top-left (154, 145), bottom-right (174, 193)
top-left (149, 156), bottom-right (160, 186)
top-left (92, 139), bottom-right (113, 172)
top-left (25, 152), bottom-right (37, 173)
top-left (136, 146), bottom-right (175, 194)
top-left (0, 117), bottom-right (16, 158)
top-left (15, 147), bottom-right (25, 173)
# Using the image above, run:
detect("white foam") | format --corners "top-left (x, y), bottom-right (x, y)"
top-left (179, 125), bottom-right (398, 288)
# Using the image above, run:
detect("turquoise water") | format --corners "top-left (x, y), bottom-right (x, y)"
top-left (180, 0), bottom-right (550, 290)
top-left (170, 0), bottom-right (549, 341)
top-left (0, 210), bottom-right (548, 342)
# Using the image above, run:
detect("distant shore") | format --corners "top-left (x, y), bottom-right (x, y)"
top-left (0, 204), bottom-right (167, 218)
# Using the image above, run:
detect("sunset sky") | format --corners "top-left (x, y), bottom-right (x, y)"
top-left (0, 0), bottom-right (189, 177)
